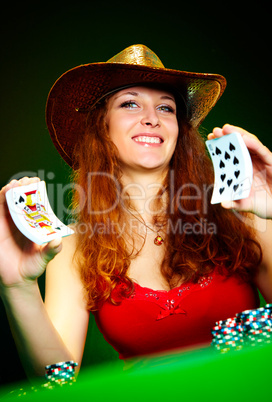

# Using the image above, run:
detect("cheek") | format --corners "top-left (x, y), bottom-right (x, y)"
top-left (170, 121), bottom-right (179, 143)
top-left (107, 117), bottom-right (120, 145)
top-left (107, 112), bottom-right (127, 137)
top-left (107, 120), bottom-right (128, 153)
top-left (108, 115), bottom-right (135, 148)
top-left (167, 123), bottom-right (179, 156)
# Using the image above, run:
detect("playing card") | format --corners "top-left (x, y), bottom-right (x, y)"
top-left (5, 181), bottom-right (74, 245)
top-left (205, 132), bottom-right (253, 204)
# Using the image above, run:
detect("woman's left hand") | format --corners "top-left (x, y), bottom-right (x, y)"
top-left (207, 124), bottom-right (272, 219)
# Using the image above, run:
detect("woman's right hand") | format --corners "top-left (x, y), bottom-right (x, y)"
top-left (0, 177), bottom-right (62, 291)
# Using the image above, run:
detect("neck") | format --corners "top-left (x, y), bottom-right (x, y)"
top-left (120, 168), bottom-right (168, 222)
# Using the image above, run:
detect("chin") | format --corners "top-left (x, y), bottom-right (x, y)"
top-left (136, 161), bottom-right (168, 172)
top-left (137, 155), bottom-right (167, 168)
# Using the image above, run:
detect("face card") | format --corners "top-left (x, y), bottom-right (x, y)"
top-left (6, 181), bottom-right (74, 245)
top-left (205, 132), bottom-right (253, 204)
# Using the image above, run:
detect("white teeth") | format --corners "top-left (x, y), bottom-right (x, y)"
top-left (134, 136), bottom-right (161, 144)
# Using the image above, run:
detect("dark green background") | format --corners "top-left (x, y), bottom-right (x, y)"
top-left (0, 1), bottom-right (271, 386)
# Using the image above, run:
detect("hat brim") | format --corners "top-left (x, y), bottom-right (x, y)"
top-left (46, 62), bottom-right (226, 167)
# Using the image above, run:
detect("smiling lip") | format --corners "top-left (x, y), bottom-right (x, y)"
top-left (132, 134), bottom-right (164, 146)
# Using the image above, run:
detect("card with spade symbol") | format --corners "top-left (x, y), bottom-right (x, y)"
top-left (5, 181), bottom-right (74, 245)
top-left (205, 132), bottom-right (253, 204)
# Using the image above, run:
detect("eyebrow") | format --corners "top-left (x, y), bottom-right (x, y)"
top-left (115, 91), bottom-right (139, 99)
top-left (115, 91), bottom-right (176, 103)
top-left (160, 95), bottom-right (176, 102)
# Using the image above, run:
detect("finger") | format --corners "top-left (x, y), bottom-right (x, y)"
top-left (18, 177), bottom-right (40, 186)
top-left (207, 133), bottom-right (216, 140)
top-left (221, 124), bottom-right (247, 136)
top-left (218, 125), bottom-right (272, 166)
top-left (29, 177), bottom-right (41, 184)
top-left (221, 200), bottom-right (240, 210)
top-left (234, 130), bottom-right (272, 167)
top-left (209, 125), bottom-right (230, 140)
top-left (213, 124), bottom-right (253, 139)
top-left (212, 127), bottom-right (224, 137)
top-left (221, 124), bottom-right (260, 145)
top-left (207, 126), bottom-right (226, 140)
top-left (0, 180), bottom-right (19, 203)
top-left (221, 197), bottom-right (253, 213)
top-left (209, 124), bottom-right (247, 140)
top-left (0, 177), bottom-right (41, 203)
top-left (41, 238), bottom-right (63, 265)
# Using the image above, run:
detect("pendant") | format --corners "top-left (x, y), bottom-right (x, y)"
top-left (154, 235), bottom-right (164, 246)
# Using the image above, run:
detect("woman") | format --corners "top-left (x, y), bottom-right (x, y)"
top-left (0, 44), bottom-right (272, 378)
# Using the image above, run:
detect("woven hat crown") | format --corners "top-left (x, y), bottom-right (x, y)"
top-left (107, 44), bottom-right (165, 68)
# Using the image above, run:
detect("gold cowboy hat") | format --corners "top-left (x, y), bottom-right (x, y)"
top-left (46, 44), bottom-right (227, 167)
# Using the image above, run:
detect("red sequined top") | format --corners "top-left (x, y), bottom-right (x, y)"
top-left (93, 268), bottom-right (259, 359)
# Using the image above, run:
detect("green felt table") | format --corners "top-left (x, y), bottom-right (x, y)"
top-left (1, 342), bottom-right (271, 401)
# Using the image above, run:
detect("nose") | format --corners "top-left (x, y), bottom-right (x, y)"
top-left (140, 107), bottom-right (160, 127)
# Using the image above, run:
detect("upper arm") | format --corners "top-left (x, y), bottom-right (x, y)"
top-left (44, 233), bottom-right (89, 366)
top-left (251, 215), bottom-right (272, 303)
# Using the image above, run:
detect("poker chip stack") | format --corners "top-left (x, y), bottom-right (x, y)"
top-left (43, 360), bottom-right (78, 389)
top-left (211, 304), bottom-right (272, 353)
top-left (9, 361), bottom-right (79, 397)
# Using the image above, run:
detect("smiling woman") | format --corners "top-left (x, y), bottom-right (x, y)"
top-left (105, 86), bottom-right (179, 174)
top-left (72, 77), bottom-right (262, 316)
top-left (1, 44), bottom-right (272, 380)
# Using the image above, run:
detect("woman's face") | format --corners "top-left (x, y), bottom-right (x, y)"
top-left (105, 86), bottom-right (179, 175)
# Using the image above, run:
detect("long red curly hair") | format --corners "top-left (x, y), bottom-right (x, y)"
top-left (72, 94), bottom-right (262, 311)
